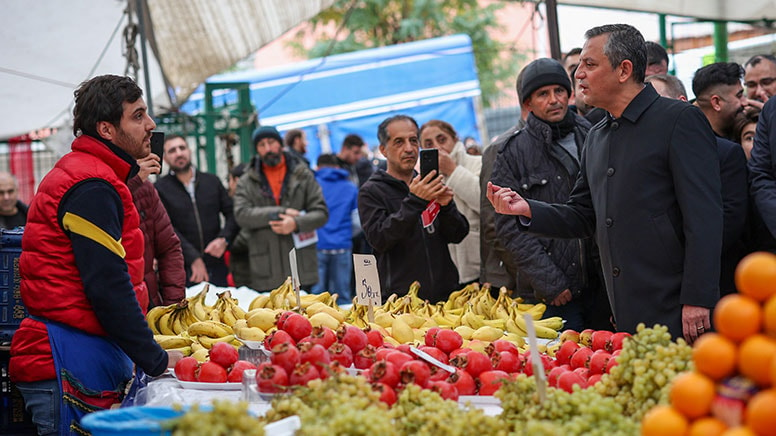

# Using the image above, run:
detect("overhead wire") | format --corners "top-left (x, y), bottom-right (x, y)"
top-left (42, 7), bottom-right (127, 130)
top-left (256, 0), bottom-right (360, 115)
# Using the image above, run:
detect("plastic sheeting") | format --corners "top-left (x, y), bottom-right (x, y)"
top-left (0, 0), bottom-right (335, 140)
top-left (559, 0), bottom-right (776, 22)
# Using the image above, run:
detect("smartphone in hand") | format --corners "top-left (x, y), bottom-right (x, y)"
top-left (420, 148), bottom-right (439, 179)
top-left (150, 131), bottom-right (165, 158)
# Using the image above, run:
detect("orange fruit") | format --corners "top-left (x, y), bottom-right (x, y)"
top-left (764, 295), bottom-right (776, 337)
top-left (735, 252), bottom-right (776, 301)
top-left (770, 350), bottom-right (776, 386)
top-left (744, 389), bottom-right (776, 436)
top-left (738, 334), bottom-right (776, 387)
top-left (669, 371), bottom-right (716, 419)
top-left (688, 417), bottom-right (727, 436)
top-left (720, 428), bottom-right (756, 436)
top-left (714, 294), bottom-right (763, 342)
top-left (692, 332), bottom-right (738, 381)
top-left (641, 405), bottom-right (689, 436)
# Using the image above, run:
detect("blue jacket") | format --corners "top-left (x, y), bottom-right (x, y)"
top-left (315, 167), bottom-right (358, 250)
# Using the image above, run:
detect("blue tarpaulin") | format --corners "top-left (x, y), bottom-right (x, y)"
top-left (181, 34), bottom-right (482, 165)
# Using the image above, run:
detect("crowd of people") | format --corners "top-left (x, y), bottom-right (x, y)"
top-left (7, 21), bottom-right (776, 434)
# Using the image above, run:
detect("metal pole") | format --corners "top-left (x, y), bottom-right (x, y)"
top-left (136, 0), bottom-right (154, 117)
top-left (713, 21), bottom-right (728, 63)
top-left (545, 0), bottom-right (561, 60)
top-left (658, 14), bottom-right (667, 47)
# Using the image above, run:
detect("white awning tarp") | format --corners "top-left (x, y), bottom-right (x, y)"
top-left (0, 0), bottom-right (335, 140)
top-left (558, 0), bottom-right (776, 23)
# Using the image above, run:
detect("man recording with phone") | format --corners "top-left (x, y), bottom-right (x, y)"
top-left (358, 114), bottom-right (469, 303)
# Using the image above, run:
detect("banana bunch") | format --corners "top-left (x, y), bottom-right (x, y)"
top-left (506, 302), bottom-right (563, 339)
top-left (153, 334), bottom-right (194, 356)
top-left (232, 319), bottom-right (266, 342)
top-left (468, 284), bottom-right (497, 318)
top-left (208, 290), bottom-right (246, 327)
top-left (248, 277), bottom-right (296, 310)
top-left (187, 320), bottom-right (237, 349)
top-left (442, 282), bottom-right (481, 312)
top-left (188, 285), bottom-right (213, 322)
top-left (146, 300), bottom-right (195, 336)
top-left (305, 301), bottom-right (345, 329)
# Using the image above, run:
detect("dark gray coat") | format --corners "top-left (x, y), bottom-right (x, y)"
top-left (233, 153), bottom-right (328, 291)
top-left (522, 85), bottom-right (722, 337)
top-left (491, 112), bottom-right (598, 303)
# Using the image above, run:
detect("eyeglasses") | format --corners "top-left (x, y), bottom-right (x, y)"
top-left (745, 77), bottom-right (776, 89)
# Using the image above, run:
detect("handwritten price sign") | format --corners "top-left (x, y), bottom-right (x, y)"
top-left (353, 254), bottom-right (381, 306)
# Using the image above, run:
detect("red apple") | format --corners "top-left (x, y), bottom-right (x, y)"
top-left (606, 332), bottom-right (631, 352)
top-left (569, 346), bottom-right (593, 370)
top-left (587, 373), bottom-right (602, 385)
top-left (557, 371), bottom-right (587, 393)
top-left (588, 350), bottom-right (611, 375)
top-left (555, 340), bottom-right (580, 366)
top-left (605, 355), bottom-right (619, 373)
top-left (573, 367), bottom-right (590, 380)
top-left (591, 330), bottom-right (613, 351)
top-left (547, 365), bottom-right (569, 387)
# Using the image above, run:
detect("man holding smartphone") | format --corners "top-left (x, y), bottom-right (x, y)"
top-left (358, 114), bottom-right (469, 303)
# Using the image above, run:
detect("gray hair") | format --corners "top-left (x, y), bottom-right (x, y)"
top-left (377, 115), bottom-right (419, 146)
top-left (585, 24), bottom-right (647, 84)
top-left (645, 74), bottom-right (687, 99)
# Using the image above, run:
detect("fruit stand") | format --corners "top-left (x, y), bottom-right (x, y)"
top-left (79, 252), bottom-right (776, 436)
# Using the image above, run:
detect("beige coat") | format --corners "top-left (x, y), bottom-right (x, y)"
top-left (444, 141), bottom-right (482, 283)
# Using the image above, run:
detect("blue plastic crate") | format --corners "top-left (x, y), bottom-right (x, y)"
top-left (0, 228), bottom-right (24, 345)
top-left (1, 347), bottom-right (35, 434)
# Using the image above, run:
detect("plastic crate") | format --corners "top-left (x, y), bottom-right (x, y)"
top-left (1, 347), bottom-right (35, 434)
top-left (0, 228), bottom-right (24, 345)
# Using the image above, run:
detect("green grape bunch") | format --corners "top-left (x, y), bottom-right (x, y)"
top-left (169, 400), bottom-right (265, 436)
top-left (594, 323), bottom-right (693, 420)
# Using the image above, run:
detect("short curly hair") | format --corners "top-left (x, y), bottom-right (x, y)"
top-left (73, 75), bottom-right (143, 138)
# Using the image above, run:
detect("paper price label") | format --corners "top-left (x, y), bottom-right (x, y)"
top-left (288, 248), bottom-right (301, 309)
top-left (353, 254), bottom-right (381, 306)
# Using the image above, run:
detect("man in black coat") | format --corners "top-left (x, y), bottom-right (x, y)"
top-left (358, 115), bottom-right (469, 303)
top-left (488, 24), bottom-right (722, 343)
top-left (156, 135), bottom-right (239, 287)
top-left (691, 63), bottom-right (750, 295)
top-left (490, 58), bottom-right (609, 332)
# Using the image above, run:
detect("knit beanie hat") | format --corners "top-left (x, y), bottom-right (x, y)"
top-left (520, 58), bottom-right (572, 103)
top-left (251, 125), bottom-right (283, 146)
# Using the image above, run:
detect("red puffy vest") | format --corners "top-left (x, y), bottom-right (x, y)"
top-left (9, 135), bottom-right (147, 383)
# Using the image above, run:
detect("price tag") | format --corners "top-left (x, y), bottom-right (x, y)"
top-left (353, 254), bottom-right (381, 307)
top-left (410, 346), bottom-right (456, 373)
top-left (288, 248), bottom-right (302, 310)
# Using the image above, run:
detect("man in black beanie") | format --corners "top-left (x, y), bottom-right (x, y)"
top-left (489, 57), bottom-right (611, 331)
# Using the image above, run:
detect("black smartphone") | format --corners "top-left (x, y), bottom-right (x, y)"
top-left (268, 212), bottom-right (280, 221)
top-left (150, 131), bottom-right (165, 158)
top-left (420, 148), bottom-right (439, 179)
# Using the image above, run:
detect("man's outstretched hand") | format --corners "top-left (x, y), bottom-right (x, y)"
top-left (486, 182), bottom-right (532, 218)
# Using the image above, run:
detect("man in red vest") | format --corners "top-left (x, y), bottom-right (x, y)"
top-left (10, 75), bottom-right (182, 435)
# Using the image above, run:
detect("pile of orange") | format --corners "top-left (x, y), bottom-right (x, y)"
top-left (642, 251), bottom-right (776, 436)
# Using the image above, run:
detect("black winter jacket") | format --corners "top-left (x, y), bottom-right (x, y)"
top-left (490, 112), bottom-right (599, 303)
top-left (358, 170), bottom-right (469, 303)
top-left (155, 170), bottom-right (239, 273)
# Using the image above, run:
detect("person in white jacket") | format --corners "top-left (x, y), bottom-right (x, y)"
top-left (420, 120), bottom-right (482, 284)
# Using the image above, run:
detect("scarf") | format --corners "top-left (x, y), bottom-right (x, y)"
top-left (545, 110), bottom-right (577, 141)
